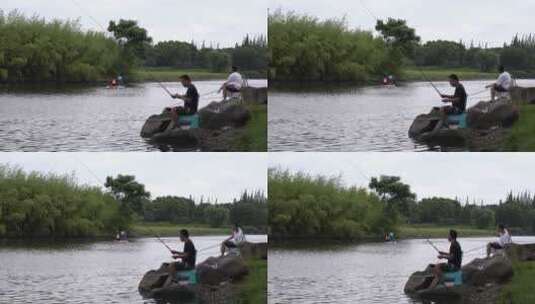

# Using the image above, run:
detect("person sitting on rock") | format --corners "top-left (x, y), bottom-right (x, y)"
top-left (440, 74), bottom-right (467, 116)
top-left (219, 66), bottom-right (243, 100)
top-left (486, 224), bottom-right (512, 258)
top-left (429, 230), bottom-right (463, 289)
top-left (220, 224), bottom-right (246, 256)
top-left (168, 229), bottom-right (197, 282)
top-left (165, 75), bottom-right (199, 130)
top-left (486, 65), bottom-right (512, 102)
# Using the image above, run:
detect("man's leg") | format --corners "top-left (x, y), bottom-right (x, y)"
top-left (491, 85), bottom-right (497, 101)
top-left (221, 242), bottom-right (227, 256)
top-left (429, 264), bottom-right (443, 289)
top-left (487, 242), bottom-right (492, 258)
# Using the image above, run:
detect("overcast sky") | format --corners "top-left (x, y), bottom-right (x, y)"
top-left (269, 0), bottom-right (535, 47)
top-left (2, 0), bottom-right (267, 46)
top-left (270, 153), bottom-right (535, 204)
top-left (0, 153), bottom-right (267, 203)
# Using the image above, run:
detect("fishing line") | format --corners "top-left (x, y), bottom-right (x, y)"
top-left (69, 0), bottom-right (109, 34)
top-left (69, 155), bottom-right (105, 185)
top-left (359, 0), bottom-right (379, 22)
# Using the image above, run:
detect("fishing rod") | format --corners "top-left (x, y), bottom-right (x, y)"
top-left (154, 234), bottom-right (175, 253)
top-left (416, 66), bottom-right (443, 97)
top-left (426, 239), bottom-right (441, 253)
top-left (155, 81), bottom-right (174, 97)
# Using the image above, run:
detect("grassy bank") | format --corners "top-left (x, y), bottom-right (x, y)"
top-left (403, 66), bottom-right (496, 82)
top-left (238, 258), bottom-right (267, 303)
top-left (130, 222), bottom-right (229, 237)
top-left (232, 104), bottom-right (267, 151)
top-left (499, 261), bottom-right (535, 304)
top-left (502, 104), bottom-right (535, 151)
top-left (399, 224), bottom-right (494, 239)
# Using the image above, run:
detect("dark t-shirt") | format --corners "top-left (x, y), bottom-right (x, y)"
top-left (453, 84), bottom-right (467, 112)
top-left (183, 239), bottom-right (197, 269)
top-left (448, 240), bottom-right (462, 269)
top-left (185, 84), bottom-right (199, 114)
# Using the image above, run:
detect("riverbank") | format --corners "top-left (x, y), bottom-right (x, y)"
top-left (238, 258), bottom-right (267, 303)
top-left (232, 104), bottom-right (267, 151)
top-left (130, 222), bottom-right (229, 237)
top-left (403, 66), bottom-right (496, 82)
top-left (502, 104), bottom-right (535, 151)
top-left (499, 261), bottom-right (535, 304)
top-left (398, 224), bottom-right (494, 239)
top-left (133, 67), bottom-right (266, 82)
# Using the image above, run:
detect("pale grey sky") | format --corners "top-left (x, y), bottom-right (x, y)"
top-left (2, 0), bottom-right (267, 46)
top-left (269, 0), bottom-right (535, 47)
top-left (270, 153), bottom-right (535, 204)
top-left (0, 153), bottom-right (267, 203)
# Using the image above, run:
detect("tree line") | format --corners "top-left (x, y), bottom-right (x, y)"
top-left (269, 169), bottom-right (535, 240)
top-left (268, 10), bottom-right (535, 83)
top-left (0, 10), bottom-right (267, 83)
top-left (412, 34), bottom-right (535, 76)
top-left (144, 34), bottom-right (268, 73)
top-left (0, 165), bottom-right (267, 238)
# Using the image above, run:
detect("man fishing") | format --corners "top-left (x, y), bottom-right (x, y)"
top-left (220, 223), bottom-right (246, 256)
top-left (167, 229), bottom-right (197, 282)
top-left (428, 230), bottom-right (463, 289)
top-left (165, 75), bottom-right (199, 130)
top-left (219, 66), bottom-right (243, 100)
top-left (439, 74), bottom-right (467, 116)
top-left (486, 224), bottom-right (512, 258)
top-left (486, 65), bottom-right (512, 102)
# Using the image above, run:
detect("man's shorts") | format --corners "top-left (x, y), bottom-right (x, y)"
top-left (439, 263), bottom-right (459, 272)
top-left (225, 85), bottom-right (241, 93)
top-left (494, 84), bottom-right (508, 92)
top-left (444, 106), bottom-right (464, 115)
top-left (223, 240), bottom-right (237, 248)
top-left (489, 242), bottom-right (503, 250)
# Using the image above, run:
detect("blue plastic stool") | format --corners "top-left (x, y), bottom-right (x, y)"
top-left (447, 112), bottom-right (467, 128)
top-left (176, 269), bottom-right (197, 284)
top-left (443, 270), bottom-right (463, 286)
top-left (178, 114), bottom-right (200, 128)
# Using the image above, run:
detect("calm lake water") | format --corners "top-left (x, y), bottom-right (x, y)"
top-left (269, 79), bottom-right (535, 152)
top-left (268, 236), bottom-right (535, 304)
top-left (0, 235), bottom-right (267, 304)
top-left (0, 79), bottom-right (267, 152)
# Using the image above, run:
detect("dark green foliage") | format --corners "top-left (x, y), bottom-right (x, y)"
top-left (268, 11), bottom-right (396, 82)
top-left (143, 196), bottom-right (195, 223)
top-left (204, 206), bottom-right (229, 227)
top-left (0, 165), bottom-right (125, 238)
top-left (369, 175), bottom-right (416, 219)
top-left (0, 10), bottom-right (128, 83)
top-left (375, 18), bottom-right (421, 57)
top-left (104, 175), bottom-right (150, 217)
top-left (144, 35), bottom-right (267, 74)
top-left (269, 169), bottom-right (393, 240)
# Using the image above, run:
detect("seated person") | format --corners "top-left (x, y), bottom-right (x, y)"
top-left (168, 229), bottom-right (197, 282)
top-left (165, 75), bottom-right (199, 129)
top-left (486, 65), bottom-right (512, 102)
top-left (429, 230), bottom-right (462, 289)
top-left (440, 74), bottom-right (467, 117)
top-left (487, 224), bottom-right (512, 258)
top-left (220, 224), bottom-right (246, 256)
top-left (219, 66), bottom-right (243, 100)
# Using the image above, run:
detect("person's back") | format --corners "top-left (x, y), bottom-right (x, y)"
top-left (453, 83), bottom-right (467, 113)
top-left (448, 239), bottom-right (462, 269)
top-left (497, 71), bottom-right (512, 91)
top-left (232, 227), bottom-right (246, 244)
top-left (227, 72), bottom-right (243, 89)
top-left (184, 83), bottom-right (199, 114)
top-left (183, 238), bottom-right (197, 269)
top-left (498, 228), bottom-right (512, 247)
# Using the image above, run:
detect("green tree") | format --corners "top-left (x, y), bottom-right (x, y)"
top-left (105, 175), bottom-right (150, 217)
top-left (204, 206), bottom-right (229, 227)
top-left (369, 175), bottom-right (416, 219)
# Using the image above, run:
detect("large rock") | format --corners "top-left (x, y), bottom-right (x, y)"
top-left (404, 254), bottom-right (513, 300)
top-left (196, 255), bottom-right (249, 286)
top-left (510, 86), bottom-right (535, 104)
top-left (467, 100), bottom-right (519, 129)
top-left (239, 242), bottom-right (268, 260)
top-left (199, 100), bottom-right (251, 130)
top-left (241, 87), bottom-right (267, 104)
top-left (504, 243), bottom-right (535, 261)
top-left (462, 255), bottom-right (513, 286)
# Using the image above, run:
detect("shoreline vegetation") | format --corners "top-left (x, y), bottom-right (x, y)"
top-left (0, 10), bottom-right (267, 85)
top-left (502, 104), bottom-right (535, 151)
top-left (269, 169), bottom-right (535, 242)
top-left (0, 165), bottom-right (267, 239)
top-left (268, 10), bottom-right (535, 85)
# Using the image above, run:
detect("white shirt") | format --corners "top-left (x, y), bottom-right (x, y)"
top-left (231, 227), bottom-right (246, 245)
top-left (498, 229), bottom-right (512, 247)
top-left (496, 71), bottom-right (512, 90)
top-left (226, 72), bottom-right (243, 89)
